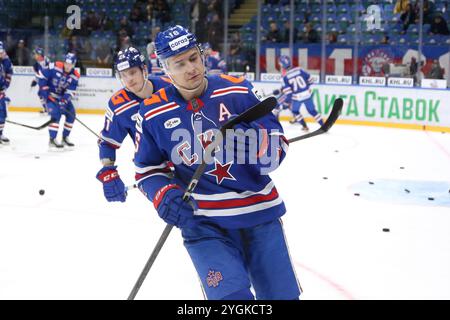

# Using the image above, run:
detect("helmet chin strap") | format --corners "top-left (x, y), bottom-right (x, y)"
top-left (136, 67), bottom-right (149, 94)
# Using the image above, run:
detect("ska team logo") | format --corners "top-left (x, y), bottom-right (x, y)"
top-left (362, 49), bottom-right (393, 77)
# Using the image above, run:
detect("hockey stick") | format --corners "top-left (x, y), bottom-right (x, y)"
top-left (6, 119), bottom-right (52, 130)
top-left (127, 96), bottom-right (278, 300)
top-left (125, 184), bottom-right (137, 192)
top-left (73, 116), bottom-right (102, 140)
top-left (287, 97), bottom-right (343, 144)
top-left (60, 107), bottom-right (102, 140)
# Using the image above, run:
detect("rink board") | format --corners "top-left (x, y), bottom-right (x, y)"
top-left (7, 74), bottom-right (450, 132)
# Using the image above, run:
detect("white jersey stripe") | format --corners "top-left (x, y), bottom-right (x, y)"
top-left (136, 172), bottom-right (173, 184)
top-left (100, 134), bottom-right (122, 147)
top-left (192, 181), bottom-right (275, 201)
top-left (195, 197), bottom-right (283, 217)
top-left (135, 162), bottom-right (171, 174)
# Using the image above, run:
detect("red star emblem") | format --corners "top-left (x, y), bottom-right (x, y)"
top-left (206, 159), bottom-right (236, 184)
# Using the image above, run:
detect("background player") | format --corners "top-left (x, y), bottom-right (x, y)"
top-left (146, 42), bottom-right (164, 76)
top-left (203, 42), bottom-right (227, 75)
top-left (31, 47), bottom-right (51, 114)
top-left (134, 25), bottom-right (301, 300)
top-left (0, 41), bottom-right (13, 145)
top-left (278, 55), bottom-right (323, 132)
top-left (96, 46), bottom-right (171, 203)
top-left (39, 52), bottom-right (79, 149)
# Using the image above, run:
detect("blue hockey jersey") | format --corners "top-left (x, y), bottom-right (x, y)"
top-left (33, 56), bottom-right (50, 82)
top-left (0, 55), bottom-right (13, 91)
top-left (205, 52), bottom-right (227, 75)
top-left (134, 74), bottom-right (289, 229)
top-left (280, 67), bottom-right (314, 105)
top-left (38, 61), bottom-right (80, 103)
top-left (98, 76), bottom-right (172, 161)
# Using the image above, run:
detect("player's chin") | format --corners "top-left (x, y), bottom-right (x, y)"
top-left (186, 74), bottom-right (203, 86)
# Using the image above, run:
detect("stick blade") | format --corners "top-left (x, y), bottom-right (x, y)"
top-left (322, 97), bottom-right (343, 132)
top-left (223, 96), bottom-right (278, 130)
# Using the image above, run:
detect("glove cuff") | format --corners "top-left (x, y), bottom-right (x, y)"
top-left (97, 166), bottom-right (119, 183)
top-left (153, 184), bottom-right (180, 210)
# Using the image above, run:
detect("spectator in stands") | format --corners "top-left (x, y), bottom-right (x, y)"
top-left (427, 59), bottom-right (444, 79)
top-left (14, 39), bottom-right (30, 66)
top-left (145, 1), bottom-right (154, 21)
top-left (67, 35), bottom-right (84, 58)
top-left (282, 20), bottom-right (299, 43)
top-left (84, 10), bottom-right (100, 35)
top-left (117, 16), bottom-right (135, 39)
top-left (98, 10), bottom-right (114, 31)
top-left (191, 0), bottom-right (208, 42)
top-left (400, 3), bottom-right (417, 33)
top-left (327, 31), bottom-right (338, 44)
top-left (130, 4), bottom-right (145, 23)
top-left (118, 35), bottom-right (132, 52)
top-left (428, 14), bottom-right (450, 35)
top-left (207, 13), bottom-right (224, 51)
top-left (229, 31), bottom-right (247, 72)
top-left (155, 0), bottom-right (171, 24)
top-left (300, 23), bottom-right (319, 43)
top-left (394, 0), bottom-right (410, 14)
top-left (96, 40), bottom-right (113, 66)
top-left (266, 21), bottom-right (282, 43)
top-left (421, 0), bottom-right (436, 24)
top-left (208, 0), bottom-right (223, 18)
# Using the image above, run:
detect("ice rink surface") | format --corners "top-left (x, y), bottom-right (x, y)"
top-left (1, 112), bottom-right (449, 300)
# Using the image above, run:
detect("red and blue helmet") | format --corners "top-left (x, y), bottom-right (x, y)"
top-left (114, 46), bottom-right (145, 72)
top-left (64, 52), bottom-right (77, 65)
top-left (155, 25), bottom-right (199, 61)
top-left (279, 55), bottom-right (291, 69)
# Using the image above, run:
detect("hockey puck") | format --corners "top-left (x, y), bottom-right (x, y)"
top-left (34, 156), bottom-right (40, 159)
top-left (323, 177), bottom-right (328, 180)
top-left (400, 166), bottom-right (405, 169)
top-left (39, 189), bottom-right (45, 196)
top-left (404, 189), bottom-right (410, 193)
top-left (369, 181), bottom-right (374, 185)
top-left (354, 193), bottom-right (360, 197)
top-left (334, 150), bottom-right (339, 153)
top-left (382, 228), bottom-right (390, 232)
top-left (428, 197), bottom-right (434, 201)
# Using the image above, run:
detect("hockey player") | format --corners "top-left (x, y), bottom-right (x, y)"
top-left (96, 47), bottom-right (171, 203)
top-left (0, 41), bottom-right (13, 145)
top-left (146, 42), bottom-right (164, 76)
top-left (203, 42), bottom-right (227, 75)
top-left (134, 26), bottom-right (301, 300)
top-left (278, 55), bottom-right (323, 132)
top-left (31, 47), bottom-right (51, 114)
top-left (38, 52), bottom-right (79, 149)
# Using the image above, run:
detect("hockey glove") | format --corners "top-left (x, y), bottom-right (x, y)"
top-left (31, 80), bottom-right (37, 87)
top-left (58, 99), bottom-right (68, 109)
top-left (96, 166), bottom-right (127, 202)
top-left (225, 120), bottom-right (267, 158)
top-left (153, 184), bottom-right (198, 229)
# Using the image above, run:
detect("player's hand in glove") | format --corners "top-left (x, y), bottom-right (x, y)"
top-left (58, 99), bottom-right (68, 109)
top-left (96, 166), bottom-right (127, 202)
top-left (153, 184), bottom-right (198, 228)
top-left (225, 119), bottom-right (265, 158)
